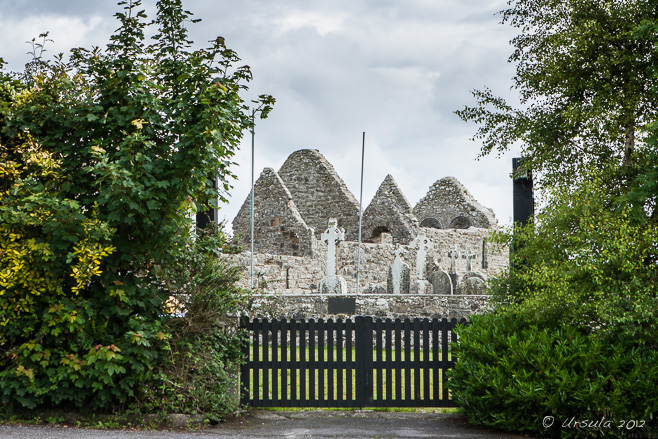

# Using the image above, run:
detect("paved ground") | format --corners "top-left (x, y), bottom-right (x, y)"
top-left (0, 410), bottom-right (539, 439)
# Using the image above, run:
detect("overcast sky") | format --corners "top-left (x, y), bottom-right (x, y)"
top-left (0, 0), bottom-right (522, 231)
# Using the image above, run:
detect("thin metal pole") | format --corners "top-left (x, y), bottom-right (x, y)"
top-left (356, 132), bottom-right (365, 295)
top-left (250, 120), bottom-right (255, 290)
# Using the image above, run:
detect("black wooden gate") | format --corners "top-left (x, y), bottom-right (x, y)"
top-left (240, 316), bottom-right (467, 408)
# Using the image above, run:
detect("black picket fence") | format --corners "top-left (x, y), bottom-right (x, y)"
top-left (239, 316), bottom-right (468, 408)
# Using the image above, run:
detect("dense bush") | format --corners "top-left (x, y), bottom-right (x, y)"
top-left (450, 313), bottom-right (658, 438)
top-left (0, 0), bottom-right (270, 416)
top-left (138, 226), bottom-right (250, 422)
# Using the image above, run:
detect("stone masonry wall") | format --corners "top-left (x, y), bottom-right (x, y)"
top-left (277, 149), bottom-right (361, 241)
top-left (229, 227), bottom-right (507, 295)
top-left (413, 177), bottom-right (497, 229)
top-left (247, 293), bottom-right (491, 321)
top-left (233, 168), bottom-right (315, 257)
top-left (361, 174), bottom-right (419, 245)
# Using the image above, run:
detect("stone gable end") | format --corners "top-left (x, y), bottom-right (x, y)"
top-left (413, 177), bottom-right (496, 230)
top-left (233, 168), bottom-right (315, 257)
top-left (277, 149), bottom-right (361, 241)
top-left (361, 174), bottom-right (419, 245)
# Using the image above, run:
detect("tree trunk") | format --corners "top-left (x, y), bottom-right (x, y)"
top-left (624, 120), bottom-right (635, 167)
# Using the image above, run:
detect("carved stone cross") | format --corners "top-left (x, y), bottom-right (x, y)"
top-left (320, 218), bottom-right (345, 279)
top-left (448, 245), bottom-right (459, 273)
top-left (463, 248), bottom-right (476, 272)
top-left (389, 245), bottom-right (408, 295)
top-left (411, 234), bottom-right (432, 281)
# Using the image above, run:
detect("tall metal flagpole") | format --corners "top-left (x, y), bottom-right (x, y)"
top-left (356, 132), bottom-right (365, 294)
top-left (249, 116), bottom-right (255, 289)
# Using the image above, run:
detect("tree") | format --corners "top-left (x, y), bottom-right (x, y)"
top-left (456, 0), bottom-right (658, 187)
top-left (0, 0), bottom-right (272, 412)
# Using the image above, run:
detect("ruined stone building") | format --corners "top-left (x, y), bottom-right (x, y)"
top-left (231, 149), bottom-right (508, 319)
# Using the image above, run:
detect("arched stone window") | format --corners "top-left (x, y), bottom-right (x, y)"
top-left (420, 217), bottom-right (442, 229)
top-left (449, 215), bottom-right (472, 229)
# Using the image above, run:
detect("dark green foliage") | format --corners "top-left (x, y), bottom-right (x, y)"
top-left (450, 313), bottom-right (658, 438)
top-left (139, 226), bottom-right (249, 421)
top-left (1, 0), bottom-right (270, 414)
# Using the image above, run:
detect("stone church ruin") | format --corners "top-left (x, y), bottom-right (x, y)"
top-left (231, 149), bottom-right (508, 320)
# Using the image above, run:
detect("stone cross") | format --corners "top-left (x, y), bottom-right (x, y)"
top-left (389, 245), bottom-right (408, 295)
top-left (463, 248), bottom-right (476, 272)
top-left (319, 218), bottom-right (347, 294)
top-left (448, 245), bottom-right (459, 273)
top-left (411, 234), bottom-right (432, 281)
top-left (321, 218), bottom-right (345, 278)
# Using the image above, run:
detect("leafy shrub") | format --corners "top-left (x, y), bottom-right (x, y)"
top-left (449, 313), bottom-right (658, 438)
top-left (1, 0), bottom-right (270, 415)
top-left (137, 226), bottom-right (250, 422)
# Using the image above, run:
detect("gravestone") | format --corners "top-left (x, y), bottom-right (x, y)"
top-left (456, 276), bottom-right (486, 295)
top-left (318, 218), bottom-right (347, 294)
top-left (448, 245), bottom-right (460, 289)
top-left (387, 245), bottom-right (410, 294)
top-left (462, 248), bottom-right (476, 272)
top-left (429, 269), bottom-right (453, 295)
top-left (410, 234), bottom-right (433, 294)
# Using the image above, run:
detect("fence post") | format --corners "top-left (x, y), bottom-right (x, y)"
top-left (240, 316), bottom-right (250, 407)
top-left (355, 316), bottom-right (373, 407)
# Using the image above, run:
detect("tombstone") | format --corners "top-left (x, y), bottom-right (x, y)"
top-left (387, 245), bottom-right (410, 294)
top-left (447, 245), bottom-right (460, 289)
top-left (410, 234), bottom-right (433, 294)
top-left (429, 269), bottom-right (453, 295)
top-left (456, 276), bottom-right (486, 295)
top-left (462, 248), bottom-right (477, 272)
top-left (318, 218), bottom-right (347, 294)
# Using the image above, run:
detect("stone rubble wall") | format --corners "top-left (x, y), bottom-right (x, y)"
top-left (246, 293), bottom-right (491, 321)
top-left (413, 177), bottom-right (497, 229)
top-left (233, 168), bottom-right (316, 257)
top-left (277, 149), bottom-right (361, 241)
top-left (228, 226), bottom-right (507, 295)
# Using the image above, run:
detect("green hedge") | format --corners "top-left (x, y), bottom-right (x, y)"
top-left (449, 313), bottom-right (658, 438)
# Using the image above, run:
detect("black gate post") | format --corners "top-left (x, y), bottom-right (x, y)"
top-left (355, 316), bottom-right (374, 407)
top-left (239, 316), bottom-right (251, 406)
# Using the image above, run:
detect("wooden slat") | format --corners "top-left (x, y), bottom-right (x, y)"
top-left (261, 318), bottom-right (269, 407)
top-left (385, 318), bottom-right (392, 407)
top-left (290, 318), bottom-right (297, 403)
top-left (394, 318), bottom-right (402, 404)
top-left (432, 318), bottom-right (440, 404)
top-left (280, 318), bottom-right (288, 406)
top-left (404, 318), bottom-right (411, 404)
top-left (413, 319), bottom-right (421, 406)
top-left (318, 319), bottom-right (325, 406)
top-left (308, 318), bottom-right (316, 405)
top-left (271, 319), bottom-right (279, 405)
top-left (327, 319), bottom-right (335, 404)
top-left (299, 319), bottom-right (308, 406)
top-left (422, 318), bottom-right (430, 404)
top-left (441, 319), bottom-right (449, 402)
top-left (346, 318), bottom-right (354, 404)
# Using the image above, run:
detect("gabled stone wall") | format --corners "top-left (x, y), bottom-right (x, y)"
top-left (361, 175), bottom-right (419, 245)
top-left (413, 177), bottom-right (497, 229)
top-left (233, 168), bottom-right (315, 257)
top-left (277, 149), bottom-right (361, 241)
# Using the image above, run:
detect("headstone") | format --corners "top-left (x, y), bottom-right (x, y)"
top-left (448, 245), bottom-right (459, 288)
top-left (429, 269), bottom-right (453, 295)
top-left (387, 245), bottom-right (410, 294)
top-left (462, 248), bottom-right (476, 272)
top-left (456, 276), bottom-right (486, 295)
top-left (318, 218), bottom-right (347, 294)
top-left (410, 234), bottom-right (433, 294)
